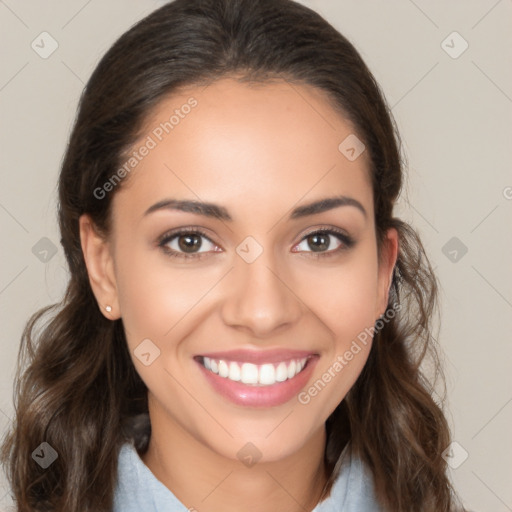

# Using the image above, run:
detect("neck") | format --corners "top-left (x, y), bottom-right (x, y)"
top-left (141, 409), bottom-right (329, 512)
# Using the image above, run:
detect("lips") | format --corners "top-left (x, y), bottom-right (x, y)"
top-left (200, 356), bottom-right (309, 386)
top-left (197, 348), bottom-right (315, 365)
top-left (194, 349), bottom-right (319, 407)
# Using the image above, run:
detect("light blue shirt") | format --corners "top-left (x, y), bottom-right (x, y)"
top-left (113, 441), bottom-right (383, 511)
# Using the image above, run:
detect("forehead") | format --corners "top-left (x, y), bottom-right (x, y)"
top-left (113, 78), bottom-right (373, 224)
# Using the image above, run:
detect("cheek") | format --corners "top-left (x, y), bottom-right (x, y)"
top-left (294, 251), bottom-right (380, 342)
top-left (113, 247), bottom-right (206, 409)
top-left (292, 250), bottom-right (379, 408)
top-left (114, 245), bottom-right (219, 348)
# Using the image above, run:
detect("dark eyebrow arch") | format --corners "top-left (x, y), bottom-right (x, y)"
top-left (144, 199), bottom-right (232, 220)
top-left (143, 195), bottom-right (367, 221)
top-left (289, 195), bottom-right (367, 220)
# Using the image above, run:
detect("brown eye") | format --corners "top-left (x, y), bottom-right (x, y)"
top-left (158, 229), bottom-right (218, 259)
top-left (292, 228), bottom-right (355, 257)
top-left (306, 232), bottom-right (331, 252)
top-left (177, 233), bottom-right (203, 253)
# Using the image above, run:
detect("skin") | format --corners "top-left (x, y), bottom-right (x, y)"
top-left (80, 78), bottom-right (398, 512)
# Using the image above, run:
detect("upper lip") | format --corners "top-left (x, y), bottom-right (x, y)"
top-left (196, 348), bottom-right (317, 365)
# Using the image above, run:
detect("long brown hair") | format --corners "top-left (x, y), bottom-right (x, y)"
top-left (1, 0), bottom-right (464, 510)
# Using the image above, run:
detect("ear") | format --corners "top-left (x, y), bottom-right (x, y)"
top-left (79, 213), bottom-right (120, 320)
top-left (375, 227), bottom-right (399, 319)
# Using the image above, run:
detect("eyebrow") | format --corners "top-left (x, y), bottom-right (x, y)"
top-left (143, 195), bottom-right (367, 221)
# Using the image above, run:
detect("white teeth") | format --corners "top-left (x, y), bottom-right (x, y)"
top-left (201, 356), bottom-right (309, 386)
top-left (287, 360), bottom-right (296, 379)
top-left (218, 360), bottom-right (229, 378)
top-left (228, 361), bottom-right (241, 381)
top-left (240, 363), bottom-right (259, 384)
top-left (259, 364), bottom-right (275, 385)
top-left (275, 362), bottom-right (288, 382)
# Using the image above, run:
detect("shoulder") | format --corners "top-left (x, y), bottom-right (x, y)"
top-left (113, 441), bottom-right (384, 512)
top-left (313, 442), bottom-right (385, 512)
top-left (113, 442), bottom-right (189, 512)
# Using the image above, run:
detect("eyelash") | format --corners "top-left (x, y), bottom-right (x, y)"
top-left (157, 226), bottom-right (355, 260)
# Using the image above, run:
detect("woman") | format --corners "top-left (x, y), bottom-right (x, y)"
top-left (1, 0), bottom-right (465, 510)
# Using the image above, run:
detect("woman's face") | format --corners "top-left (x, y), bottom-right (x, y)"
top-left (82, 78), bottom-right (397, 463)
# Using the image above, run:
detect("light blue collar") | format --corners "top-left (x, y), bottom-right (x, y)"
top-left (113, 441), bottom-right (383, 511)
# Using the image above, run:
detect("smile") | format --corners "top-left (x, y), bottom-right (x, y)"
top-left (200, 356), bottom-right (309, 386)
top-left (194, 349), bottom-right (319, 407)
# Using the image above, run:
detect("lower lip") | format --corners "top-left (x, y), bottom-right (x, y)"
top-left (196, 357), bottom-right (318, 408)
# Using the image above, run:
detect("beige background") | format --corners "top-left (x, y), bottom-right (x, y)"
top-left (1, 1), bottom-right (511, 510)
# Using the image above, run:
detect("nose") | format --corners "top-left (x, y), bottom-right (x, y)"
top-left (220, 251), bottom-right (303, 337)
